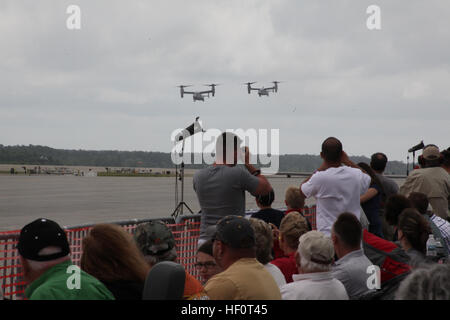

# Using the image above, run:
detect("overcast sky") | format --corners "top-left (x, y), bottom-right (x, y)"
top-left (1, 0), bottom-right (449, 162)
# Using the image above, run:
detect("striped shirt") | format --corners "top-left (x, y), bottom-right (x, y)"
top-left (430, 214), bottom-right (450, 256)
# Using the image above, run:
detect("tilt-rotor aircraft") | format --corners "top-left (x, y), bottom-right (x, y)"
top-left (245, 81), bottom-right (281, 97)
top-left (178, 84), bottom-right (219, 102)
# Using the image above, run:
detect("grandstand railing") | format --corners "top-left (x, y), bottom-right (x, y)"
top-left (0, 206), bottom-right (316, 300)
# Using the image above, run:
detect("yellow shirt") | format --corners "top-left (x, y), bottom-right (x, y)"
top-left (204, 258), bottom-right (281, 300)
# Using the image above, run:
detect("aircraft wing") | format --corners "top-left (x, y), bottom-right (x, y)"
top-left (182, 91), bottom-right (196, 95)
top-left (197, 90), bottom-right (212, 94)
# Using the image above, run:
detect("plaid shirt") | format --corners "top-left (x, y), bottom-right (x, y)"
top-left (430, 214), bottom-right (450, 255)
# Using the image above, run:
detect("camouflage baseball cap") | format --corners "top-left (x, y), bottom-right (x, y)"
top-left (134, 220), bottom-right (175, 255)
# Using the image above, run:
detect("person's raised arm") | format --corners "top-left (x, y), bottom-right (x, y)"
top-left (341, 151), bottom-right (371, 193)
top-left (299, 160), bottom-right (329, 199)
top-left (341, 151), bottom-right (364, 171)
top-left (243, 147), bottom-right (272, 196)
top-left (360, 188), bottom-right (379, 203)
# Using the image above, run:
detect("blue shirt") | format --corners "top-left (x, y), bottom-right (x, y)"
top-left (361, 183), bottom-right (382, 222)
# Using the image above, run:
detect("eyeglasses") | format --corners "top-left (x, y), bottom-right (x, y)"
top-left (195, 261), bottom-right (217, 269)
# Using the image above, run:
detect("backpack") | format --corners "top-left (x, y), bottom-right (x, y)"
top-left (362, 230), bottom-right (411, 283)
top-left (358, 272), bottom-right (410, 300)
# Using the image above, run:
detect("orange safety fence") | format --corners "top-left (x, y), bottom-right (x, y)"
top-left (0, 206), bottom-right (316, 300)
top-left (303, 205), bottom-right (317, 230)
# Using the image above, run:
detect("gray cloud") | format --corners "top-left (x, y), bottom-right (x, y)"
top-left (1, 0), bottom-right (449, 161)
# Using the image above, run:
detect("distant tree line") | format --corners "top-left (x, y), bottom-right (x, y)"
top-left (0, 144), bottom-right (407, 175)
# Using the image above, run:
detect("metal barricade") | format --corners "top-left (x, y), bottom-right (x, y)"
top-left (0, 216), bottom-right (182, 300)
top-left (0, 231), bottom-right (24, 300)
top-left (0, 206), bottom-right (316, 300)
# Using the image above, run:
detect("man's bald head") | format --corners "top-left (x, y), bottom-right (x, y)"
top-left (321, 137), bottom-right (343, 163)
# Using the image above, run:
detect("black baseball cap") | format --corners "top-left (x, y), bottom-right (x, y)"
top-left (214, 216), bottom-right (255, 249)
top-left (17, 218), bottom-right (70, 261)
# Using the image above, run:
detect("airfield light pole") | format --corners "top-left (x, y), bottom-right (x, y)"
top-left (406, 154), bottom-right (410, 176)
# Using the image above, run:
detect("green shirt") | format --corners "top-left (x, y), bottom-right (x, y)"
top-left (25, 260), bottom-right (115, 300)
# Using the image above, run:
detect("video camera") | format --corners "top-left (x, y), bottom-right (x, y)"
top-left (408, 141), bottom-right (424, 153)
top-left (406, 140), bottom-right (425, 175)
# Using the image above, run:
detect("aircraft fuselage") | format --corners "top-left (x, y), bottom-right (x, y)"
top-left (193, 93), bottom-right (205, 101)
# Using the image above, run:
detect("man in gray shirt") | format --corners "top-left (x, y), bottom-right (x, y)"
top-left (193, 132), bottom-right (272, 242)
top-left (370, 152), bottom-right (399, 199)
top-left (331, 212), bottom-right (375, 299)
top-left (371, 152), bottom-right (399, 240)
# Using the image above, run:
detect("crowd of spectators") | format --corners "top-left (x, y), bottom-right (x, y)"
top-left (4, 136), bottom-right (449, 301)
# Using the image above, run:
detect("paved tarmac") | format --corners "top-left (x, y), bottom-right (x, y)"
top-left (0, 175), bottom-right (404, 231)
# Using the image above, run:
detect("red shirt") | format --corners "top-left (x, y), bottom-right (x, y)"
top-left (271, 252), bottom-right (297, 283)
top-left (273, 239), bottom-right (284, 259)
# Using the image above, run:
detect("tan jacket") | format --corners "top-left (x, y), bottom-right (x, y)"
top-left (400, 167), bottom-right (450, 219)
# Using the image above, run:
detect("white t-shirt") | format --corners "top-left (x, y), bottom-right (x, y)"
top-left (264, 263), bottom-right (287, 287)
top-left (301, 166), bottom-right (371, 237)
